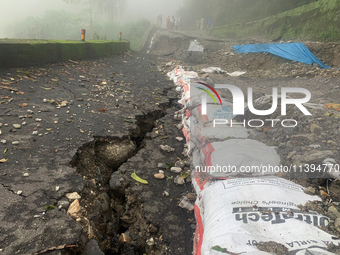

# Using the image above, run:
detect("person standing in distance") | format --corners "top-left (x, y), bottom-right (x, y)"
top-left (170, 15), bottom-right (175, 30)
top-left (207, 18), bottom-right (211, 29)
top-left (159, 14), bottom-right (163, 28)
top-left (200, 17), bottom-right (205, 30)
top-left (166, 16), bottom-right (170, 29)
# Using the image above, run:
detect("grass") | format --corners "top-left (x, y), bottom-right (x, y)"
top-left (211, 0), bottom-right (340, 42)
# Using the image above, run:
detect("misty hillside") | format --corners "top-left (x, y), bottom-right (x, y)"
top-left (178, 0), bottom-right (340, 42)
top-left (178, 0), bottom-right (317, 29)
top-left (206, 0), bottom-right (340, 41)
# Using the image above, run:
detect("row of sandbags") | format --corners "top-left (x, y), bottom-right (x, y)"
top-left (167, 66), bottom-right (338, 255)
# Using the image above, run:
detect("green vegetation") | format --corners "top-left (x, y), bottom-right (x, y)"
top-left (62, 0), bottom-right (126, 22)
top-left (45, 205), bottom-right (55, 210)
top-left (208, 0), bottom-right (340, 41)
top-left (178, 0), bottom-right (317, 30)
top-left (4, 10), bottom-right (85, 40)
top-left (179, 0), bottom-right (340, 42)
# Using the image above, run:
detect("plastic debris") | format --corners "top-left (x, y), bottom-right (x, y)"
top-left (227, 71), bottom-right (246, 77)
top-left (188, 40), bottom-right (204, 52)
top-left (233, 42), bottom-right (331, 69)
top-left (178, 196), bottom-right (194, 211)
top-left (201, 67), bottom-right (224, 73)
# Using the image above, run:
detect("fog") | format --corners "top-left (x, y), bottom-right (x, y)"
top-left (121, 0), bottom-right (184, 24)
top-left (0, 0), bottom-right (78, 38)
top-left (0, 0), bottom-right (184, 38)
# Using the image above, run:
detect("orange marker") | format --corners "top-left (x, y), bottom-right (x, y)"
top-left (81, 29), bottom-right (86, 41)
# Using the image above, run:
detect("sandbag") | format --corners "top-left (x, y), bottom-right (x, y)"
top-left (194, 177), bottom-right (336, 255)
top-left (192, 126), bottom-right (249, 144)
top-left (198, 139), bottom-right (280, 178)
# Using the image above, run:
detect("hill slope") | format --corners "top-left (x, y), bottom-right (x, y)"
top-left (178, 0), bottom-right (316, 29)
top-left (179, 0), bottom-right (340, 42)
top-left (211, 0), bottom-right (340, 41)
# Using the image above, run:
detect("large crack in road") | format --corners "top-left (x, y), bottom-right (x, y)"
top-left (69, 97), bottom-right (192, 255)
top-left (0, 49), bottom-right (194, 255)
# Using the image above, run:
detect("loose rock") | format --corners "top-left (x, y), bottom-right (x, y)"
top-left (310, 124), bottom-right (322, 134)
top-left (60, 101), bottom-right (68, 107)
top-left (170, 167), bottom-right (182, 173)
top-left (328, 206), bottom-right (340, 220)
top-left (287, 151), bottom-right (297, 159)
top-left (154, 173), bottom-right (165, 179)
top-left (174, 176), bottom-right (185, 185)
top-left (119, 233), bottom-right (132, 244)
top-left (146, 237), bottom-right (155, 246)
top-left (304, 187), bottom-right (316, 195)
top-left (160, 145), bottom-right (175, 152)
top-left (65, 192), bottom-right (81, 200)
top-left (175, 161), bottom-right (185, 168)
top-left (83, 239), bottom-right (104, 255)
top-left (335, 218), bottom-right (340, 233)
top-left (109, 171), bottom-right (122, 189)
top-left (67, 199), bottom-right (81, 218)
top-left (98, 193), bottom-right (110, 211)
top-left (57, 198), bottom-right (70, 210)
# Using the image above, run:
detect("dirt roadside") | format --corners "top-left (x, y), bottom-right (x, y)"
top-left (150, 29), bottom-right (340, 253)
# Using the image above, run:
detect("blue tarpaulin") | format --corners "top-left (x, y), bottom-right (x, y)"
top-left (233, 42), bottom-right (331, 69)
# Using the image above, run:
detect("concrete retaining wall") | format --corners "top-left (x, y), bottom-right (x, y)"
top-left (0, 40), bottom-right (130, 68)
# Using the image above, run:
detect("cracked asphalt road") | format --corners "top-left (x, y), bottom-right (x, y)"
top-left (0, 51), bottom-right (194, 255)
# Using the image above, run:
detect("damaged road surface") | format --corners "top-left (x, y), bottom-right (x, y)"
top-left (4, 27), bottom-right (340, 255)
top-left (0, 52), bottom-right (194, 255)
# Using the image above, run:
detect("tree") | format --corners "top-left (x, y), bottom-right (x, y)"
top-left (63, 0), bottom-right (125, 38)
top-left (4, 10), bottom-right (84, 40)
top-left (63, 0), bottom-right (125, 22)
